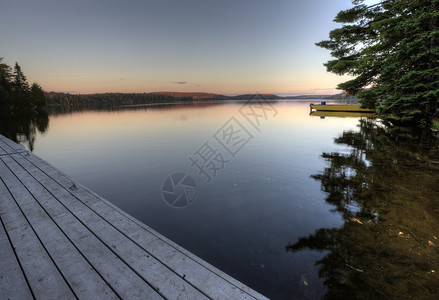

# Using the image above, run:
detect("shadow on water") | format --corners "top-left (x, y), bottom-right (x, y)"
top-left (287, 119), bottom-right (439, 299)
top-left (0, 111), bottom-right (49, 151)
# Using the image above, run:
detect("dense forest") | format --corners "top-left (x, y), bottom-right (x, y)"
top-left (44, 92), bottom-right (284, 114)
top-left (45, 92), bottom-right (282, 107)
top-left (318, 0), bottom-right (439, 125)
top-left (45, 92), bottom-right (194, 113)
top-left (0, 57), bottom-right (49, 146)
top-left (0, 57), bottom-right (47, 115)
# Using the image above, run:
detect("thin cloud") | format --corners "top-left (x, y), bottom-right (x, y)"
top-left (171, 81), bottom-right (187, 85)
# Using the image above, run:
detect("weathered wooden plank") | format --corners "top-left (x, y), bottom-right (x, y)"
top-left (0, 139), bottom-right (27, 153)
top-left (0, 147), bottom-right (7, 156)
top-left (0, 158), bottom-right (121, 300)
top-left (20, 152), bottom-right (268, 299)
top-left (1, 156), bottom-right (164, 300)
top-left (0, 135), bottom-right (12, 154)
top-left (79, 178), bottom-right (263, 299)
top-left (0, 138), bottom-right (25, 154)
top-left (10, 154), bottom-right (209, 300)
top-left (0, 210), bottom-right (33, 300)
top-left (0, 168), bottom-right (75, 299)
top-left (77, 194), bottom-right (264, 300)
top-left (0, 140), bottom-right (12, 152)
top-left (0, 139), bottom-right (12, 155)
top-left (0, 134), bottom-right (269, 300)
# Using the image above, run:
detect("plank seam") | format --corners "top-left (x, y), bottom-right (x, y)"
top-left (15, 154), bottom-right (215, 299)
top-left (0, 183), bottom-right (36, 300)
top-left (0, 159), bottom-right (78, 300)
top-left (0, 139), bottom-right (23, 152)
top-left (71, 172), bottom-right (263, 298)
top-left (19, 153), bottom-right (262, 299)
top-left (2, 158), bottom-right (124, 299)
top-left (8, 155), bottom-right (168, 300)
top-left (0, 152), bottom-right (28, 157)
top-left (0, 144), bottom-right (9, 155)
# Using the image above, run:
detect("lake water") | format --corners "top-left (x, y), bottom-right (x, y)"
top-left (2, 99), bottom-right (439, 299)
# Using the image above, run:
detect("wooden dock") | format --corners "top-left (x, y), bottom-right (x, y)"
top-left (310, 111), bottom-right (374, 118)
top-left (0, 134), bottom-right (268, 300)
top-left (310, 104), bottom-right (372, 112)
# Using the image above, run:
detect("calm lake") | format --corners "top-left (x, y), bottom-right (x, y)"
top-left (2, 99), bottom-right (438, 299)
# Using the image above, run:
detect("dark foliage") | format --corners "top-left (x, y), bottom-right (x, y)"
top-left (0, 57), bottom-right (47, 115)
top-left (317, 0), bottom-right (439, 124)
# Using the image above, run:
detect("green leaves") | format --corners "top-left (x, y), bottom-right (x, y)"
top-left (334, 5), bottom-right (367, 23)
top-left (317, 0), bottom-right (439, 124)
top-left (13, 62), bottom-right (30, 95)
top-left (30, 83), bottom-right (47, 110)
top-left (0, 58), bottom-right (47, 115)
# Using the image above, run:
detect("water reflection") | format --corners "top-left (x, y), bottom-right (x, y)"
top-left (287, 119), bottom-right (439, 299)
top-left (3, 102), bottom-right (438, 298)
top-left (0, 111), bottom-right (49, 151)
top-left (47, 101), bottom-right (230, 116)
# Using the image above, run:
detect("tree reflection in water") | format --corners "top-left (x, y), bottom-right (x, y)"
top-left (287, 119), bottom-right (439, 299)
top-left (0, 111), bottom-right (49, 151)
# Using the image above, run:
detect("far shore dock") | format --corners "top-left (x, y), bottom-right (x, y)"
top-left (310, 103), bottom-right (373, 113)
top-left (0, 134), bottom-right (268, 300)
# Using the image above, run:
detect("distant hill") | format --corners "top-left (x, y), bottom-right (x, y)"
top-left (324, 93), bottom-right (358, 101)
top-left (148, 92), bottom-right (282, 100)
top-left (282, 93), bottom-right (359, 101)
top-left (204, 93), bottom-right (282, 100)
top-left (148, 92), bottom-right (221, 99)
top-left (45, 91), bottom-right (356, 109)
top-left (231, 93), bottom-right (282, 99)
top-left (282, 95), bottom-right (335, 99)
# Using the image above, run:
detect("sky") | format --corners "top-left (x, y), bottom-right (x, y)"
top-left (0, 0), bottom-right (362, 95)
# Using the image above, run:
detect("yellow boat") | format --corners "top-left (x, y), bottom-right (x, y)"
top-left (310, 110), bottom-right (374, 118)
top-left (310, 103), bottom-right (372, 112)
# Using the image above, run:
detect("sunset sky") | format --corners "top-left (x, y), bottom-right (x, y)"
top-left (0, 0), bottom-right (369, 95)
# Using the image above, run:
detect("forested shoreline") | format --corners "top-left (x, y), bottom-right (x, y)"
top-left (0, 58), bottom-right (46, 115)
top-left (45, 92), bottom-right (193, 113)
top-left (46, 92), bottom-right (193, 106)
top-left (318, 0), bottom-right (439, 125)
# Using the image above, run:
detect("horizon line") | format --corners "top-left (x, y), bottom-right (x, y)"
top-left (44, 90), bottom-right (342, 97)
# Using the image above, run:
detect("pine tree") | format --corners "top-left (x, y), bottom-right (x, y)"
top-left (30, 83), bottom-right (47, 110)
top-left (0, 57), bottom-right (13, 103)
top-left (317, 0), bottom-right (439, 124)
top-left (13, 62), bottom-right (30, 95)
top-left (1, 58), bottom-right (47, 113)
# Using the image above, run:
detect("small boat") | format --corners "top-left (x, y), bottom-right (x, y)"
top-left (310, 102), bottom-right (372, 113)
top-left (310, 110), bottom-right (374, 118)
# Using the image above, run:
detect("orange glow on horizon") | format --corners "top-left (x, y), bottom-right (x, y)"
top-left (39, 73), bottom-right (351, 96)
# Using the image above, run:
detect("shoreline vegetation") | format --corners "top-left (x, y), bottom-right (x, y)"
top-left (317, 0), bottom-right (438, 126)
top-left (0, 57), bottom-right (49, 148)
top-left (0, 58), bottom-right (47, 115)
top-left (43, 91), bottom-right (356, 114)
